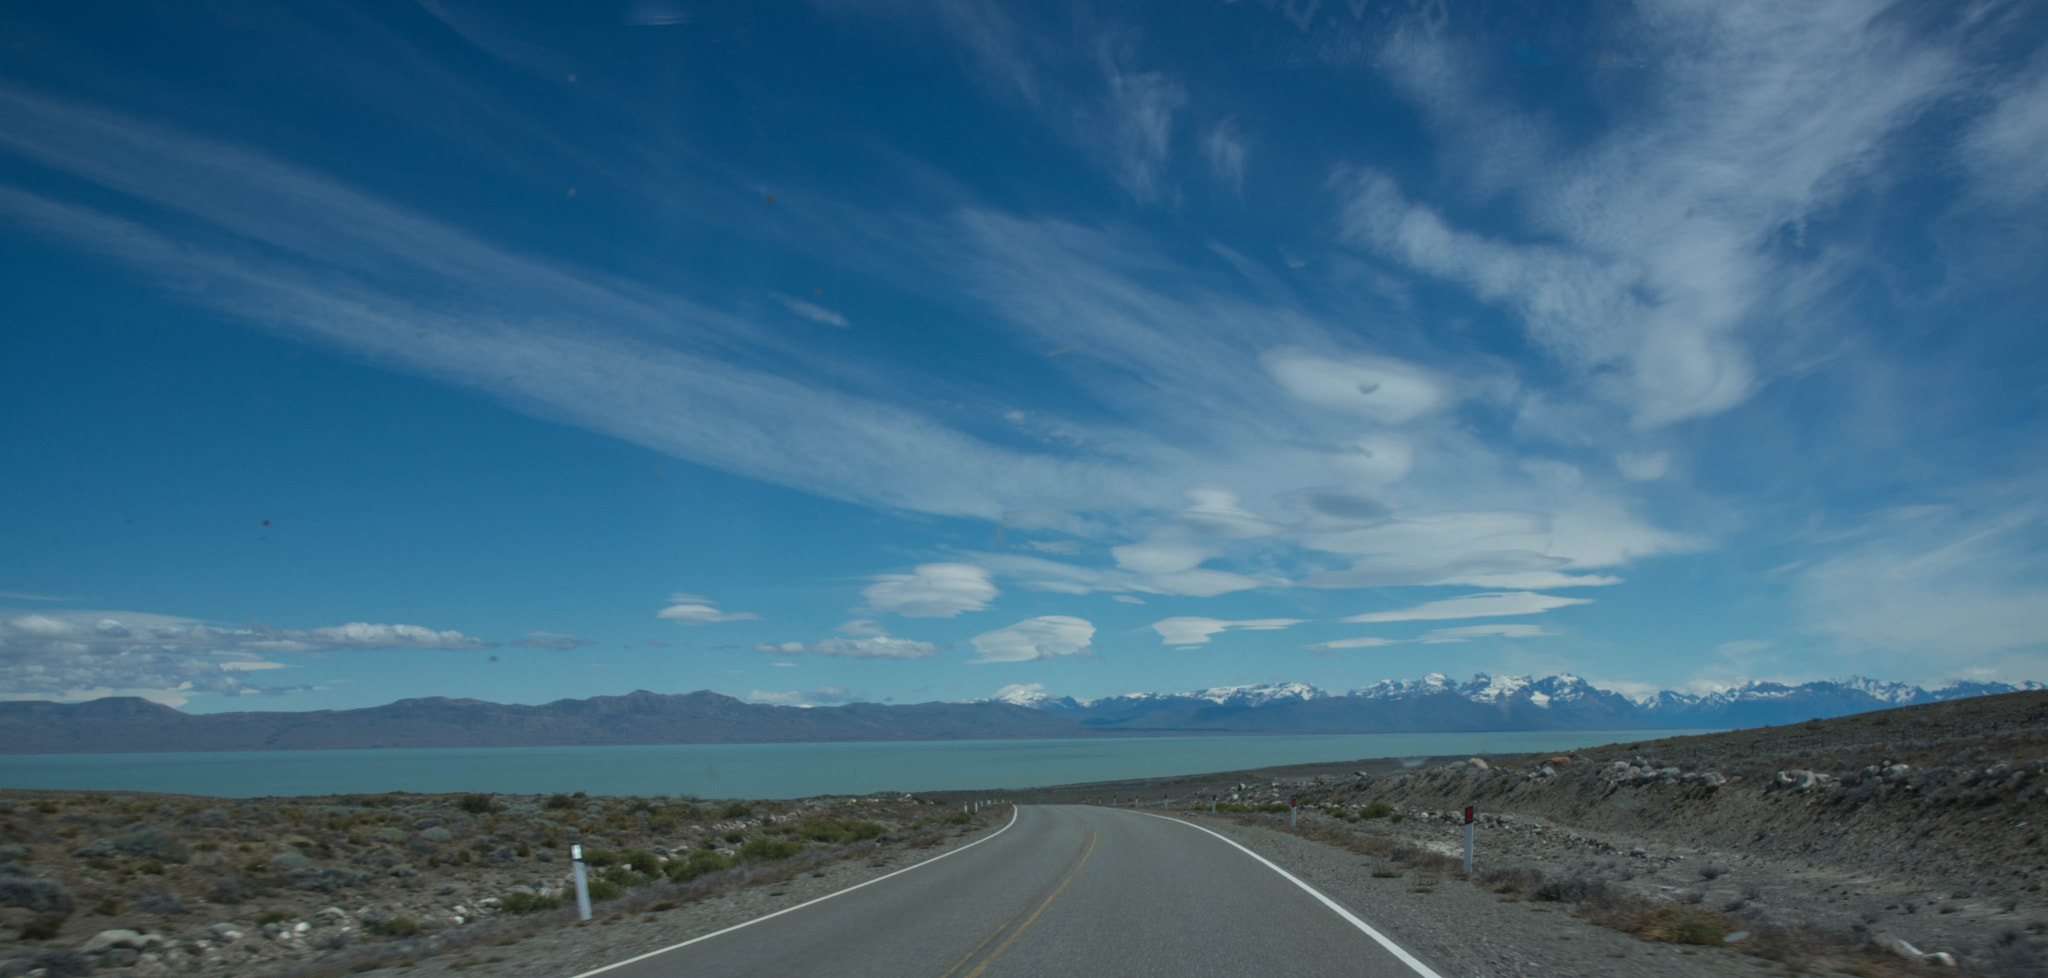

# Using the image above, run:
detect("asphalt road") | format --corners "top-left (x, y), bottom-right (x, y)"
top-left (574, 805), bottom-right (1445, 978)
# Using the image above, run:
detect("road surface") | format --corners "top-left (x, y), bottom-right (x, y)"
top-left (574, 804), bottom-right (1444, 978)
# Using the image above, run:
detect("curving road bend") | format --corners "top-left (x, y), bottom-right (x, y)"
top-left (573, 805), bottom-right (1446, 978)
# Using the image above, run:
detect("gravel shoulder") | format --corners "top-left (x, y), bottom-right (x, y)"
top-left (1178, 812), bottom-right (1767, 978)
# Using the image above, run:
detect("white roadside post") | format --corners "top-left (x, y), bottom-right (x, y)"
top-left (1289, 797), bottom-right (1298, 827)
top-left (1462, 806), bottom-right (1475, 875)
top-left (1211, 795), bottom-right (1217, 813)
top-left (570, 844), bottom-right (593, 921)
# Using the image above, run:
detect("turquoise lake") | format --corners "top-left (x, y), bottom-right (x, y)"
top-left (0, 730), bottom-right (1707, 799)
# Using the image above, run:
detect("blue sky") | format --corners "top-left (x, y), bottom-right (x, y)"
top-left (3, 0), bottom-right (2046, 713)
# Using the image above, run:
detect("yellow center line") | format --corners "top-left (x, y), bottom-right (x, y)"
top-left (959, 824), bottom-right (1098, 978)
top-left (935, 902), bottom-right (1030, 978)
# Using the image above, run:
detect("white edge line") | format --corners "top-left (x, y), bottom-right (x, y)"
top-left (566, 806), bottom-right (1022, 978)
top-left (1120, 808), bottom-right (1447, 978)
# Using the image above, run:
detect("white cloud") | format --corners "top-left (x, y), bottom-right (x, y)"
top-left (0, 609), bottom-right (493, 701)
top-left (751, 636), bottom-right (946, 659)
top-left (657, 594), bottom-right (759, 625)
top-left (862, 563), bottom-right (998, 618)
top-left (0, 591), bottom-right (76, 601)
top-left (1111, 594), bottom-right (1145, 605)
top-left (1794, 504), bottom-right (2048, 660)
top-left (968, 615), bottom-right (1096, 663)
top-left (836, 619), bottom-right (887, 637)
top-left (747, 686), bottom-right (860, 706)
top-left (1149, 616), bottom-right (1307, 646)
top-left (1202, 118), bottom-right (1249, 195)
top-left (1615, 451), bottom-right (1670, 482)
top-left (1025, 540), bottom-right (1081, 555)
top-left (1417, 623), bottom-right (1553, 644)
top-left (1097, 50), bottom-right (1186, 204)
top-left (1263, 352), bottom-right (1448, 426)
top-left (511, 631), bottom-right (596, 651)
top-left (770, 292), bottom-right (849, 328)
top-left (1963, 66), bottom-right (2048, 204)
top-left (1344, 3), bottom-right (1961, 427)
top-left (1341, 591), bottom-right (1591, 624)
top-left (1312, 636), bottom-right (1396, 649)
top-left (1180, 486), bottom-right (1280, 539)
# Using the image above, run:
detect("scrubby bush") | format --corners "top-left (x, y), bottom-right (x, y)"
top-left (499, 892), bottom-right (560, 914)
top-left (799, 820), bottom-right (886, 844)
top-left (544, 794), bottom-right (579, 810)
top-left (616, 849), bottom-right (660, 872)
top-left (738, 838), bottom-right (806, 863)
top-left (600, 866), bottom-right (652, 889)
top-left (457, 794), bottom-right (497, 815)
top-left (585, 879), bottom-right (623, 902)
top-left (945, 811), bottom-right (971, 825)
top-left (664, 850), bottom-right (732, 882)
top-left (367, 914), bottom-right (421, 937)
top-left (1359, 801), bottom-right (1395, 819)
top-left (720, 801), bottom-right (752, 819)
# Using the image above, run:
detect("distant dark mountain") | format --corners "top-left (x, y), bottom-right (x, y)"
top-left (0, 690), bottom-right (1095, 754)
top-left (1, 675), bottom-right (2037, 754)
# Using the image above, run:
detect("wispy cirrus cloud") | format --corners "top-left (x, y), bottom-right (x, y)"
top-left (1341, 591), bottom-right (1590, 624)
top-left (1149, 616), bottom-right (1306, 647)
top-left (747, 686), bottom-right (862, 706)
top-left (511, 631), bottom-right (596, 651)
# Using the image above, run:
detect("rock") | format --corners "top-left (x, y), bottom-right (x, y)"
top-left (354, 848), bottom-right (406, 869)
top-left (486, 847), bottom-right (517, 864)
top-left (206, 923), bottom-right (244, 942)
top-left (81, 929), bottom-right (145, 953)
top-left (101, 948), bottom-right (141, 968)
top-left (418, 827), bottom-right (453, 843)
top-left (535, 849), bottom-right (555, 863)
top-left (412, 818), bottom-right (444, 830)
top-left (270, 851), bottom-right (314, 872)
top-left (314, 907), bottom-right (349, 922)
top-left (372, 828), bottom-right (408, 845)
top-left (389, 863), bottom-right (419, 877)
top-left (0, 844), bottom-right (28, 863)
top-left (1466, 757), bottom-right (1490, 770)
top-left (194, 810), bottom-right (231, 828)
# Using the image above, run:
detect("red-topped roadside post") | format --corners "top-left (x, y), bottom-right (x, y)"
top-left (1462, 806), bottom-right (1475, 875)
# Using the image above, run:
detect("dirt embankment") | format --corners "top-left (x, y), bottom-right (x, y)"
top-left (0, 788), bottom-right (990, 977)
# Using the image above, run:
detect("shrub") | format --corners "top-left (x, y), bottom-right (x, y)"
top-left (545, 795), bottom-right (579, 810)
top-left (136, 860), bottom-right (165, 875)
top-left (499, 892), bottom-right (560, 914)
top-left (367, 914), bottom-right (421, 938)
top-left (720, 801), bottom-right (752, 819)
top-left (799, 820), bottom-right (886, 844)
top-left (738, 838), bottom-right (806, 863)
top-left (1359, 801), bottom-right (1394, 819)
top-left (579, 848), bottom-right (619, 868)
top-left (616, 850), bottom-right (660, 872)
top-left (585, 880), bottom-right (623, 902)
top-left (600, 866), bottom-right (652, 889)
top-left (256, 909), bottom-right (291, 925)
top-left (19, 912), bottom-right (67, 940)
top-left (664, 850), bottom-right (732, 882)
top-left (457, 794), bottom-right (497, 815)
top-left (723, 830), bottom-right (746, 844)
top-left (1592, 903), bottom-right (1734, 945)
top-left (945, 811), bottom-right (971, 825)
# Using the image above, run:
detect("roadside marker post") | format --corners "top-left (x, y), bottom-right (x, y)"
top-left (1290, 797), bottom-right (1297, 827)
top-left (1462, 806), bottom-right (1475, 875)
top-left (571, 844), bottom-right (593, 921)
top-left (1211, 795), bottom-right (1217, 813)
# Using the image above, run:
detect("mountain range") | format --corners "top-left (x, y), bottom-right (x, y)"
top-left (0, 675), bottom-right (2036, 753)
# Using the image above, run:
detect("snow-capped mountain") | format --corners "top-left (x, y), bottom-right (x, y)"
top-left (979, 674), bottom-right (2043, 735)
